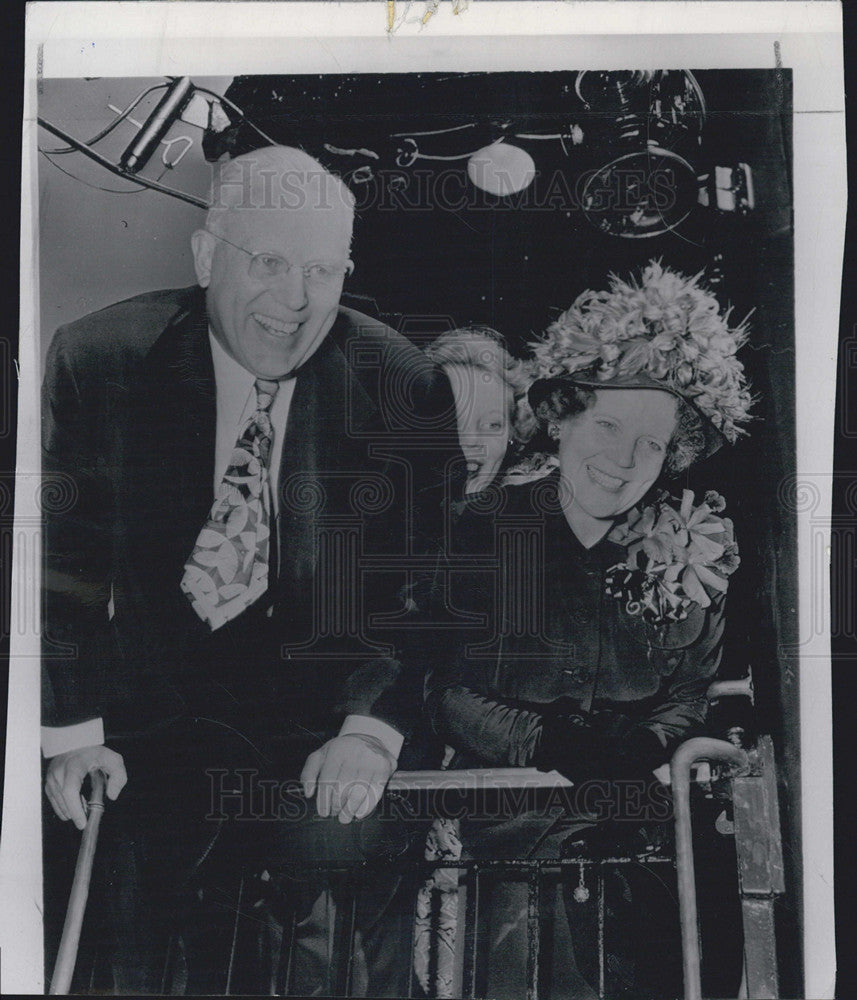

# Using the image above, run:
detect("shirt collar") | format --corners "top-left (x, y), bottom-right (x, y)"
top-left (208, 329), bottom-right (256, 427)
top-left (209, 330), bottom-right (254, 389)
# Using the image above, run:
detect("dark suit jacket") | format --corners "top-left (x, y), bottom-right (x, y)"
top-left (42, 286), bottom-right (458, 753)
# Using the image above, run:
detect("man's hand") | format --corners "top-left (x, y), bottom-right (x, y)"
top-left (45, 746), bottom-right (128, 830)
top-left (301, 734), bottom-right (396, 824)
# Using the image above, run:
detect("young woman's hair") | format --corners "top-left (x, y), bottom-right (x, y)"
top-left (424, 325), bottom-right (537, 444)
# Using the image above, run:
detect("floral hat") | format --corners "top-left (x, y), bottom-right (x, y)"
top-left (527, 260), bottom-right (754, 459)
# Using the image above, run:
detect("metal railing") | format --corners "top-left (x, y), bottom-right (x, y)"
top-left (226, 838), bottom-right (677, 999)
top-left (670, 738), bottom-right (749, 1000)
top-left (408, 853), bottom-right (677, 1000)
top-left (202, 748), bottom-right (756, 998)
top-left (389, 746), bottom-right (752, 1000)
top-left (52, 675), bottom-right (779, 999)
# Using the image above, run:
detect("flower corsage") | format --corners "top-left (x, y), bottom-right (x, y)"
top-left (604, 490), bottom-right (739, 625)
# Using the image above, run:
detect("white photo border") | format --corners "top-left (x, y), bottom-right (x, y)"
top-left (7, 2), bottom-right (843, 995)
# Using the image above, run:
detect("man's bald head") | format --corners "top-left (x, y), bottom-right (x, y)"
top-left (205, 145), bottom-right (355, 247)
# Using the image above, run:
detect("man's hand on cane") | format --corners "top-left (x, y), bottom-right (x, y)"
top-left (301, 734), bottom-right (396, 825)
top-left (45, 746), bottom-right (128, 830)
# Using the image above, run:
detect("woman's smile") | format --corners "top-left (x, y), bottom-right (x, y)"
top-left (585, 464), bottom-right (627, 493)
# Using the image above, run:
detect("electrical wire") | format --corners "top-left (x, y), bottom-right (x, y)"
top-left (391, 122), bottom-right (480, 138)
top-left (37, 116), bottom-right (208, 208)
top-left (630, 857), bottom-right (680, 908)
top-left (37, 77), bottom-right (283, 210)
top-left (38, 83), bottom-right (169, 155)
top-left (39, 148), bottom-right (148, 195)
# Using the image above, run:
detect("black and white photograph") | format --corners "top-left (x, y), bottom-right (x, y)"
top-left (2, 3), bottom-right (844, 998)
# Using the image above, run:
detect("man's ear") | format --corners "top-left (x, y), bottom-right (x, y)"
top-left (191, 230), bottom-right (215, 289)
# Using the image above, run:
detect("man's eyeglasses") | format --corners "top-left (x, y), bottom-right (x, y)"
top-left (206, 231), bottom-right (354, 287)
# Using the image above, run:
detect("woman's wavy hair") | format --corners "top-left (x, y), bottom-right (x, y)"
top-left (424, 325), bottom-right (538, 445)
top-left (533, 382), bottom-right (708, 476)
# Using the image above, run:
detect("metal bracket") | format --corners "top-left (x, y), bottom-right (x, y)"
top-left (731, 734), bottom-right (785, 999)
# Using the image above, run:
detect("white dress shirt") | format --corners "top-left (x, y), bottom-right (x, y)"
top-left (42, 331), bottom-right (403, 761)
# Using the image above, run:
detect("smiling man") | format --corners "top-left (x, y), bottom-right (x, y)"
top-left (195, 150), bottom-right (356, 379)
top-left (41, 145), bottom-right (456, 993)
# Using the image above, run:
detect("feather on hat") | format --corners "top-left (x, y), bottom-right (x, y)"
top-left (527, 261), bottom-right (755, 457)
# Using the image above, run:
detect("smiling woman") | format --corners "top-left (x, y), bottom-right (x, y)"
top-left (419, 261), bottom-right (755, 999)
top-left (423, 325), bottom-right (537, 495)
top-left (545, 387), bottom-right (679, 544)
top-left (530, 383), bottom-right (712, 549)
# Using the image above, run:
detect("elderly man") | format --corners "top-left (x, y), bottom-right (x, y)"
top-left (41, 146), bottom-right (456, 993)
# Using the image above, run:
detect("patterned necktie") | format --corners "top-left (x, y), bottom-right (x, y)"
top-left (181, 378), bottom-right (280, 630)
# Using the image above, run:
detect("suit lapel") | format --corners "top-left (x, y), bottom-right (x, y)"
top-left (275, 311), bottom-right (380, 599)
top-left (125, 289), bottom-right (218, 593)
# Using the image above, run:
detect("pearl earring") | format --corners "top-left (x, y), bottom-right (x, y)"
top-left (548, 425), bottom-right (560, 441)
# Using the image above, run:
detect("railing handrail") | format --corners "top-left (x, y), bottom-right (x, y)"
top-left (388, 766), bottom-right (572, 792)
top-left (670, 737), bottom-right (749, 1000)
top-left (392, 740), bottom-right (753, 1000)
top-left (52, 734), bottom-right (758, 997)
top-left (388, 761), bottom-right (715, 793)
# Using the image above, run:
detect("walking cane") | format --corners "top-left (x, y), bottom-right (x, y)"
top-left (49, 769), bottom-right (107, 995)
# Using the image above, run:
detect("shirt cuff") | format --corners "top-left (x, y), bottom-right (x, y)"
top-left (41, 718), bottom-right (105, 759)
top-left (338, 715), bottom-right (404, 760)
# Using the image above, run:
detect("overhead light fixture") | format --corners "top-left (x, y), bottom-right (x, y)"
top-left (572, 70), bottom-right (711, 238)
top-left (466, 141), bottom-right (536, 196)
